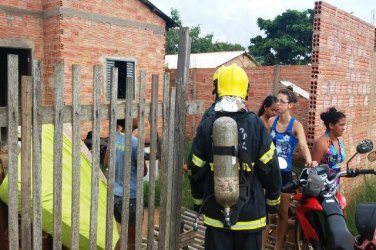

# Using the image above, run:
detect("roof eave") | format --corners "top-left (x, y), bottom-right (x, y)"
top-left (139, 0), bottom-right (177, 29)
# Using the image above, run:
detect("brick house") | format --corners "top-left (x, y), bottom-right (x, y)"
top-left (0, 0), bottom-right (174, 136)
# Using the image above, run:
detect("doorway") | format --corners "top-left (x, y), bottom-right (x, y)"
top-left (0, 47), bottom-right (31, 144)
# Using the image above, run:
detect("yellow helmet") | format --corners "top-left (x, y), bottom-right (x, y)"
top-left (213, 66), bottom-right (225, 83)
top-left (216, 64), bottom-right (249, 99)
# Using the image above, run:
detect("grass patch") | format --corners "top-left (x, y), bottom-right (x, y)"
top-left (143, 138), bottom-right (193, 208)
top-left (143, 179), bottom-right (160, 207)
top-left (346, 176), bottom-right (376, 234)
top-left (183, 138), bottom-right (193, 209)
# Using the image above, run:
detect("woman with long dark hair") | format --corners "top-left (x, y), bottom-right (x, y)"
top-left (312, 107), bottom-right (346, 172)
top-left (258, 95), bottom-right (278, 130)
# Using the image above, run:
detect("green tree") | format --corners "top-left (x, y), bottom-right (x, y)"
top-left (248, 9), bottom-right (313, 65)
top-left (166, 9), bottom-right (244, 55)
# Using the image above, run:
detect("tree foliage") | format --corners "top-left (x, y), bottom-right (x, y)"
top-left (166, 9), bottom-right (244, 55)
top-left (248, 9), bottom-right (313, 65)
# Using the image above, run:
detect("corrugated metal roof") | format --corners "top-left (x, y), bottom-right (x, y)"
top-left (165, 51), bottom-right (249, 69)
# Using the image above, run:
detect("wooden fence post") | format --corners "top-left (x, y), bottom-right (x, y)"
top-left (53, 62), bottom-right (64, 250)
top-left (170, 27), bottom-right (191, 250)
top-left (89, 65), bottom-right (102, 250)
top-left (32, 61), bottom-right (43, 250)
top-left (135, 71), bottom-right (146, 248)
top-left (105, 66), bottom-right (118, 250)
top-left (21, 75), bottom-right (33, 250)
top-left (158, 72), bottom-right (171, 250)
top-left (7, 54), bottom-right (19, 250)
top-left (119, 77), bottom-right (134, 250)
top-left (71, 65), bottom-right (81, 250)
top-left (146, 75), bottom-right (158, 249)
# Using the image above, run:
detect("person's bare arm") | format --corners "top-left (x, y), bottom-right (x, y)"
top-left (104, 149), bottom-right (109, 168)
top-left (267, 117), bottom-right (276, 132)
top-left (295, 121), bottom-right (317, 167)
top-left (143, 160), bottom-right (148, 176)
top-left (312, 137), bottom-right (327, 163)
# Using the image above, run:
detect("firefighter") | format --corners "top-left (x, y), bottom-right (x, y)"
top-left (188, 64), bottom-right (281, 250)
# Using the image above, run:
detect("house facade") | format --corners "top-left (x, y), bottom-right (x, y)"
top-left (0, 0), bottom-right (174, 107)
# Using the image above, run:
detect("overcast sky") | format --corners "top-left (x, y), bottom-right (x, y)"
top-left (150, 0), bottom-right (375, 48)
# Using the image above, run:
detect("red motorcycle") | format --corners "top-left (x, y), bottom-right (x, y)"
top-left (283, 139), bottom-right (376, 250)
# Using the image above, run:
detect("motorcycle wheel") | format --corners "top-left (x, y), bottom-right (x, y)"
top-left (295, 221), bottom-right (323, 250)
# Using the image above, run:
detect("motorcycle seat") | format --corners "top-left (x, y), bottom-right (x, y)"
top-left (356, 203), bottom-right (376, 241)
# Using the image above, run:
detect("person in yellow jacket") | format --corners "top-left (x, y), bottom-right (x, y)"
top-left (188, 64), bottom-right (281, 250)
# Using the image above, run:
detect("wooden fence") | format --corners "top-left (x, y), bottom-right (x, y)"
top-left (0, 28), bottom-right (194, 250)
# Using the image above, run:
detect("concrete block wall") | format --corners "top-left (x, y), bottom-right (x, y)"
top-left (310, 1), bottom-right (376, 193)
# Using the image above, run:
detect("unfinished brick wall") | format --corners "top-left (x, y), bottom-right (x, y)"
top-left (0, 2), bottom-right (44, 60)
top-left (310, 1), bottom-right (376, 193)
top-left (1, 0), bottom-right (168, 138)
top-left (169, 65), bottom-right (311, 138)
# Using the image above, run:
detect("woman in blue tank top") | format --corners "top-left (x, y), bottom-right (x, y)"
top-left (312, 107), bottom-right (346, 173)
top-left (268, 87), bottom-right (317, 250)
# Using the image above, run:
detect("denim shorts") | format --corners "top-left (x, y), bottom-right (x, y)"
top-left (114, 196), bottom-right (136, 224)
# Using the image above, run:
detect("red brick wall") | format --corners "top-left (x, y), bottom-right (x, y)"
top-left (0, 5), bottom-right (44, 60)
top-left (169, 65), bottom-right (311, 138)
top-left (0, 0), bottom-right (43, 10)
top-left (310, 2), bottom-right (376, 193)
top-left (1, 1), bottom-right (168, 138)
top-left (58, 1), bottom-right (166, 137)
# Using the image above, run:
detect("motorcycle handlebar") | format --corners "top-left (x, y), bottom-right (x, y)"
top-left (281, 179), bottom-right (299, 192)
top-left (281, 167), bottom-right (375, 193)
top-left (346, 168), bottom-right (376, 177)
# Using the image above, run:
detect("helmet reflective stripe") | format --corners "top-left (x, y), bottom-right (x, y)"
top-left (216, 64), bottom-right (249, 100)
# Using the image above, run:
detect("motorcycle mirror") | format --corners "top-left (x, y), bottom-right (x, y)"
top-left (367, 151), bottom-right (376, 162)
top-left (356, 139), bottom-right (373, 154)
top-left (278, 157), bottom-right (288, 170)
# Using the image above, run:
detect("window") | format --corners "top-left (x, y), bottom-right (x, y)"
top-left (106, 59), bottom-right (135, 100)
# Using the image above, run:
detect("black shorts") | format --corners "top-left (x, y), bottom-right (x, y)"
top-left (114, 196), bottom-right (136, 224)
top-left (281, 171), bottom-right (293, 193)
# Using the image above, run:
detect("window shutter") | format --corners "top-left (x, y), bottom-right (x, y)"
top-left (106, 59), bottom-right (115, 100)
top-left (126, 62), bottom-right (135, 98)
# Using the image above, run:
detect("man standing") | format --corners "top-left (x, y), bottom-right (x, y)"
top-left (188, 64), bottom-right (281, 250)
top-left (105, 119), bottom-right (147, 250)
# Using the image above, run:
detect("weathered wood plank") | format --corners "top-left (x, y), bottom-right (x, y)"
top-left (32, 61), bottom-right (43, 250)
top-left (135, 71), bottom-right (146, 249)
top-left (21, 76), bottom-right (33, 250)
top-left (105, 67), bottom-right (118, 250)
top-left (119, 77), bottom-right (134, 250)
top-left (146, 75), bottom-right (158, 250)
top-left (89, 65), bottom-right (102, 250)
top-left (165, 87), bottom-right (176, 248)
top-left (53, 62), bottom-right (64, 250)
top-left (0, 100), bottom-right (204, 127)
top-left (7, 54), bottom-right (19, 250)
top-left (71, 65), bottom-right (81, 250)
top-left (170, 27), bottom-right (191, 249)
top-left (158, 72), bottom-right (170, 250)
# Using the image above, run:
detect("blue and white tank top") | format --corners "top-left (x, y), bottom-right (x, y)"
top-left (270, 116), bottom-right (298, 172)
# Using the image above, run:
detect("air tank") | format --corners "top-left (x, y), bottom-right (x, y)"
top-left (212, 116), bottom-right (239, 228)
